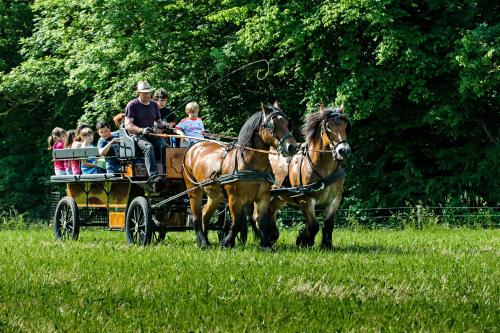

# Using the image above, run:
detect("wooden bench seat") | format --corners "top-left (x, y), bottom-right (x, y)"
top-left (50, 173), bottom-right (123, 183)
top-left (52, 147), bottom-right (100, 160)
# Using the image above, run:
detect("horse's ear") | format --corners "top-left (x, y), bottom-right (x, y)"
top-left (273, 100), bottom-right (280, 110)
top-left (319, 102), bottom-right (325, 112)
top-left (339, 104), bottom-right (345, 113)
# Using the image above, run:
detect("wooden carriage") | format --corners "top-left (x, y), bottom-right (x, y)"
top-left (51, 129), bottom-right (226, 245)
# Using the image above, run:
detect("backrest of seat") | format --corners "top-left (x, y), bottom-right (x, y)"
top-left (118, 128), bottom-right (136, 159)
top-left (52, 147), bottom-right (100, 160)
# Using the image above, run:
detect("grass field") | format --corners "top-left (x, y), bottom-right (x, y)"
top-left (0, 226), bottom-right (498, 332)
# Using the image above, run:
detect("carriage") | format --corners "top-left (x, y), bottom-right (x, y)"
top-left (51, 103), bottom-right (350, 249)
top-left (50, 129), bottom-right (227, 245)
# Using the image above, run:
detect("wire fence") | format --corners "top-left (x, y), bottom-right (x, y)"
top-left (277, 205), bottom-right (500, 229)
top-left (44, 190), bottom-right (499, 229)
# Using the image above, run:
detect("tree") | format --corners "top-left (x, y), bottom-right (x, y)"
top-left (0, 0), bottom-right (498, 216)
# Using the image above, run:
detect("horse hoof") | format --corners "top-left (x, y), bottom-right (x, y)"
top-left (197, 241), bottom-right (209, 249)
top-left (321, 242), bottom-right (333, 250)
top-left (220, 238), bottom-right (235, 248)
top-left (196, 235), bottom-right (210, 249)
top-left (269, 231), bottom-right (280, 244)
top-left (260, 245), bottom-right (275, 252)
top-left (296, 236), bottom-right (314, 248)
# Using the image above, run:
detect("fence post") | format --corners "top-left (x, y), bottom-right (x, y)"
top-left (416, 205), bottom-right (423, 229)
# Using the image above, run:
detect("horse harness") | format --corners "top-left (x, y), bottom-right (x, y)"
top-left (321, 109), bottom-right (351, 160)
top-left (270, 110), bottom-right (349, 198)
top-left (182, 106), bottom-right (295, 189)
top-left (270, 146), bottom-right (346, 198)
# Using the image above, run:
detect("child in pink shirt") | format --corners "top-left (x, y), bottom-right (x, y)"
top-left (64, 130), bottom-right (76, 175)
top-left (48, 127), bottom-right (67, 175)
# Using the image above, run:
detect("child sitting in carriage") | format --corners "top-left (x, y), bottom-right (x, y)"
top-left (79, 127), bottom-right (105, 174)
top-left (48, 127), bottom-right (67, 175)
top-left (174, 102), bottom-right (208, 147)
top-left (63, 130), bottom-right (76, 175)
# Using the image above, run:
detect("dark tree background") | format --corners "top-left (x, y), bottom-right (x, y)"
top-left (0, 0), bottom-right (498, 216)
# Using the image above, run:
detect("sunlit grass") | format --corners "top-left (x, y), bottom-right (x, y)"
top-left (0, 227), bottom-right (498, 332)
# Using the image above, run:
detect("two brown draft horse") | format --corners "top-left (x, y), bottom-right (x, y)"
top-left (183, 103), bottom-right (298, 249)
top-left (268, 104), bottom-right (351, 248)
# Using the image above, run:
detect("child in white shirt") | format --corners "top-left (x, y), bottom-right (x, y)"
top-left (175, 102), bottom-right (207, 146)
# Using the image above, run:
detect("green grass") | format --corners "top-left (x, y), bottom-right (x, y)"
top-left (0, 227), bottom-right (498, 332)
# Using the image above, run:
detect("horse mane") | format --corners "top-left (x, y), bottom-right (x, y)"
top-left (237, 111), bottom-right (263, 148)
top-left (301, 108), bottom-right (336, 144)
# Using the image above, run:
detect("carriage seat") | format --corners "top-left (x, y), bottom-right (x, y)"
top-left (51, 147), bottom-right (122, 183)
top-left (117, 128), bottom-right (186, 178)
top-left (118, 128), bottom-right (138, 159)
top-left (50, 173), bottom-right (122, 183)
top-left (52, 147), bottom-right (100, 160)
top-left (118, 128), bottom-right (165, 177)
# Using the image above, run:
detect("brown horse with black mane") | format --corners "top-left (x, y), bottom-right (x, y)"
top-left (268, 104), bottom-right (351, 248)
top-left (183, 102), bottom-right (298, 249)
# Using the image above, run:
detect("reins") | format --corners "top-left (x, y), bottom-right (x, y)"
top-left (146, 133), bottom-right (280, 155)
top-left (147, 133), bottom-right (342, 154)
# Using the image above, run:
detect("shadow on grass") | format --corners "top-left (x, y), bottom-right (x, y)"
top-left (276, 243), bottom-right (407, 255)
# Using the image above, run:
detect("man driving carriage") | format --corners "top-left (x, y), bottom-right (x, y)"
top-left (125, 80), bottom-right (168, 184)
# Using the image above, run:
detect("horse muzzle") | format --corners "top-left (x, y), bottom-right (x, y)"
top-left (335, 142), bottom-right (351, 160)
top-left (278, 142), bottom-right (298, 157)
top-left (286, 142), bottom-right (299, 156)
top-left (277, 132), bottom-right (299, 157)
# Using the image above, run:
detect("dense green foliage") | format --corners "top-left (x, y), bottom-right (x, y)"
top-left (0, 0), bottom-right (498, 215)
top-left (0, 228), bottom-right (498, 331)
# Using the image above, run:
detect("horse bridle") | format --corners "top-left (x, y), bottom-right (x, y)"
top-left (321, 109), bottom-right (350, 160)
top-left (260, 107), bottom-right (294, 155)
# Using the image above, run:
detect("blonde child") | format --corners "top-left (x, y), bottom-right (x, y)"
top-left (48, 127), bottom-right (67, 175)
top-left (79, 127), bottom-right (104, 174)
top-left (174, 102), bottom-right (207, 147)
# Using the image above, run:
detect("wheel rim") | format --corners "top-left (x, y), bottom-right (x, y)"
top-left (57, 203), bottom-right (74, 240)
top-left (129, 204), bottom-right (146, 244)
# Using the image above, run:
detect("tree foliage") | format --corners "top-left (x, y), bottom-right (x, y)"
top-left (0, 0), bottom-right (498, 215)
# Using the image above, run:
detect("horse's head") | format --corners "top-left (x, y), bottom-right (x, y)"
top-left (320, 104), bottom-right (351, 160)
top-left (259, 101), bottom-right (299, 157)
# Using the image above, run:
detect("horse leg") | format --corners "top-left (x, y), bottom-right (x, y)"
top-left (239, 204), bottom-right (253, 245)
top-left (321, 195), bottom-right (342, 249)
top-left (268, 197), bottom-right (286, 245)
top-left (296, 201), bottom-right (319, 247)
top-left (253, 194), bottom-right (273, 250)
top-left (188, 189), bottom-right (209, 249)
top-left (221, 196), bottom-right (243, 248)
top-left (201, 196), bottom-right (222, 246)
top-left (244, 204), bottom-right (261, 243)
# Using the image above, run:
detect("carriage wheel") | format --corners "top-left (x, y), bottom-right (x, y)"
top-left (53, 196), bottom-right (80, 241)
top-left (126, 196), bottom-right (154, 246)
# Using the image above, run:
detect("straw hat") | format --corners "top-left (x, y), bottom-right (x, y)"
top-left (137, 80), bottom-right (152, 93)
